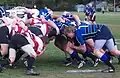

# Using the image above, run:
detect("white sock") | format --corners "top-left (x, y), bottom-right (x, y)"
top-left (9, 48), bottom-right (16, 64)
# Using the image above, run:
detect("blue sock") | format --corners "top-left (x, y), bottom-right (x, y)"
top-left (70, 50), bottom-right (82, 61)
top-left (104, 51), bottom-right (111, 61)
top-left (100, 53), bottom-right (109, 62)
top-left (100, 53), bottom-right (114, 69)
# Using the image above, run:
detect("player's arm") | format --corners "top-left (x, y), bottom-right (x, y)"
top-left (91, 9), bottom-right (96, 20)
top-left (47, 20), bottom-right (60, 35)
top-left (70, 30), bottom-right (86, 52)
top-left (51, 14), bottom-right (59, 19)
top-left (40, 14), bottom-right (60, 35)
top-left (24, 18), bottom-right (32, 25)
top-left (72, 14), bottom-right (81, 26)
top-left (92, 12), bottom-right (96, 20)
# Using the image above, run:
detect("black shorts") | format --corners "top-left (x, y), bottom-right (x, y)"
top-left (48, 28), bottom-right (56, 38)
top-left (0, 26), bottom-right (9, 44)
top-left (54, 34), bottom-right (68, 51)
top-left (28, 27), bottom-right (43, 36)
top-left (85, 13), bottom-right (89, 16)
top-left (9, 34), bottom-right (29, 49)
top-left (95, 25), bottom-right (113, 40)
top-left (89, 15), bottom-right (96, 22)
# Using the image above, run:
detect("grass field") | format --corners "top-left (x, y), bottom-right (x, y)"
top-left (1, 12), bottom-right (120, 78)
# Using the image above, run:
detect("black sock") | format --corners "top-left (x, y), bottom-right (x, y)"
top-left (14, 50), bottom-right (24, 63)
top-left (26, 57), bottom-right (35, 70)
top-left (0, 59), bottom-right (10, 67)
top-left (70, 51), bottom-right (83, 61)
top-left (0, 52), bottom-right (2, 57)
top-left (2, 54), bottom-right (9, 59)
top-left (84, 51), bottom-right (97, 61)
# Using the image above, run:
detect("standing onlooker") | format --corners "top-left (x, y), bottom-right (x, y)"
top-left (102, 7), bottom-right (105, 14)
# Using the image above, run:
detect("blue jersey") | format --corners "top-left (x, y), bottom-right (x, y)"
top-left (53, 20), bottom-right (68, 32)
top-left (39, 8), bottom-right (52, 20)
top-left (88, 7), bottom-right (95, 16)
top-left (62, 12), bottom-right (76, 22)
top-left (75, 24), bottom-right (103, 45)
top-left (84, 7), bottom-right (89, 15)
top-left (0, 7), bottom-right (7, 16)
top-left (53, 19), bottom-right (76, 32)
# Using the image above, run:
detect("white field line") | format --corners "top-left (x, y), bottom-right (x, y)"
top-left (66, 69), bottom-right (102, 73)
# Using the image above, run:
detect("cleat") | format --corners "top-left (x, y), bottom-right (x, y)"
top-left (9, 63), bottom-right (17, 69)
top-left (78, 61), bottom-right (85, 68)
top-left (64, 58), bottom-right (72, 66)
top-left (93, 59), bottom-right (100, 67)
top-left (26, 69), bottom-right (40, 76)
top-left (101, 67), bottom-right (115, 73)
top-left (65, 62), bottom-right (72, 66)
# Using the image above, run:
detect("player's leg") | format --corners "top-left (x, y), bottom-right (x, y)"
top-left (54, 34), bottom-right (72, 66)
top-left (65, 41), bottom-right (85, 68)
top-left (9, 34), bottom-right (39, 75)
top-left (94, 39), bottom-right (115, 72)
top-left (93, 25), bottom-right (116, 72)
top-left (0, 26), bottom-right (9, 57)
top-left (82, 38), bottom-right (99, 67)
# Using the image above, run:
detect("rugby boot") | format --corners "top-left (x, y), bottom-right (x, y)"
top-left (101, 67), bottom-right (115, 73)
top-left (26, 69), bottom-right (40, 76)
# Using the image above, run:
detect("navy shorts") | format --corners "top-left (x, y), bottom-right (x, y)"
top-left (89, 15), bottom-right (96, 22)
top-left (95, 25), bottom-right (113, 40)
top-left (54, 34), bottom-right (68, 51)
top-left (48, 28), bottom-right (56, 38)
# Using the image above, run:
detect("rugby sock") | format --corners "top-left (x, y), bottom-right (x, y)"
top-left (100, 53), bottom-right (115, 70)
top-left (0, 52), bottom-right (2, 57)
top-left (2, 53), bottom-right (9, 59)
top-left (117, 56), bottom-right (120, 64)
top-left (26, 57), bottom-right (35, 70)
top-left (70, 51), bottom-right (83, 61)
top-left (14, 50), bottom-right (24, 63)
top-left (0, 59), bottom-right (10, 67)
top-left (104, 52), bottom-right (112, 61)
top-left (83, 50), bottom-right (97, 61)
top-left (9, 48), bottom-right (16, 64)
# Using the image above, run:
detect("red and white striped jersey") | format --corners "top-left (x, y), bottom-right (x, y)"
top-left (13, 20), bottom-right (45, 56)
top-left (29, 18), bottom-right (50, 36)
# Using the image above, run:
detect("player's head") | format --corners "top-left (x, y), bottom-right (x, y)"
top-left (64, 26), bottom-right (75, 38)
top-left (31, 9), bottom-right (39, 18)
top-left (9, 10), bottom-right (17, 18)
top-left (62, 11), bottom-right (72, 18)
top-left (88, 4), bottom-right (92, 7)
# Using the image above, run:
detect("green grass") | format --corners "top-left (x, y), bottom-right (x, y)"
top-left (1, 12), bottom-right (120, 78)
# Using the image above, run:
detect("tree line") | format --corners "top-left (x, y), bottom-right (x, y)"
top-left (0, 0), bottom-right (120, 10)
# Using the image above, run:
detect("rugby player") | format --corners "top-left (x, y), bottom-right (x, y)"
top-left (63, 24), bottom-right (120, 72)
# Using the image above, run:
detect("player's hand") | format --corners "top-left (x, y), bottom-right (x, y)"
top-left (68, 42), bottom-right (74, 49)
top-left (56, 27), bottom-right (60, 35)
